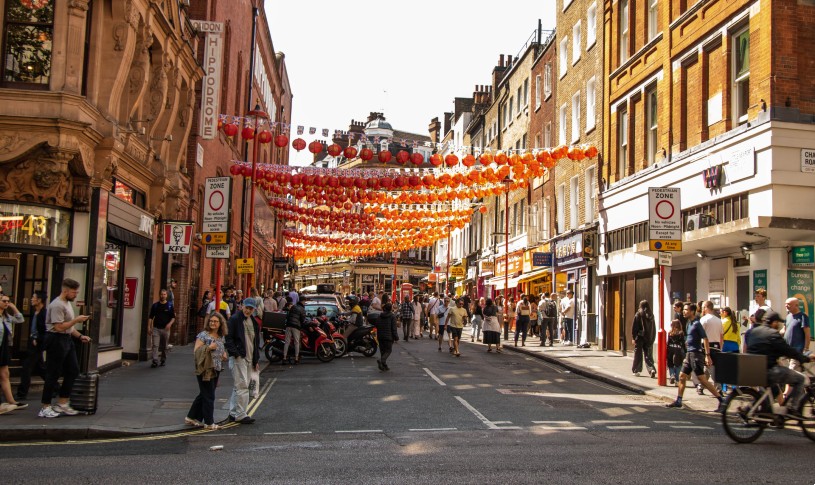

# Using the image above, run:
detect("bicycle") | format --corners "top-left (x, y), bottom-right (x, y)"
top-left (719, 354), bottom-right (815, 444)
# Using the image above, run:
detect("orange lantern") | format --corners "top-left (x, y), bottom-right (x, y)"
top-left (478, 205), bottom-right (488, 214)
top-left (445, 153), bottom-right (459, 167)
top-left (378, 150), bottom-right (392, 163)
top-left (462, 154), bottom-right (476, 167)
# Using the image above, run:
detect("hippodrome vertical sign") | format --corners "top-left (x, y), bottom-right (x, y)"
top-left (192, 21), bottom-right (224, 140)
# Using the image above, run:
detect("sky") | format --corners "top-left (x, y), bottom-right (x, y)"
top-left (265, 0), bottom-right (557, 166)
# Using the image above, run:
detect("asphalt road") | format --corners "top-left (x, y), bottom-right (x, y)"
top-left (2, 338), bottom-right (813, 484)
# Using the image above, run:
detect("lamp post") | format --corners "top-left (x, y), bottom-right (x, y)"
top-left (445, 223), bottom-right (451, 297)
top-left (245, 103), bottom-right (268, 292)
top-left (503, 176), bottom-right (512, 338)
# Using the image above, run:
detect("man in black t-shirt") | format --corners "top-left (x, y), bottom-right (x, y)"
top-left (148, 289), bottom-right (176, 368)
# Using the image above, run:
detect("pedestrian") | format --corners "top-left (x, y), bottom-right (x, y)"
top-left (514, 295), bottom-right (532, 346)
top-left (224, 288), bottom-right (237, 315)
top-left (186, 312), bottom-right (228, 430)
top-left (421, 295), bottom-right (430, 335)
top-left (199, 290), bottom-right (212, 319)
top-left (470, 298), bottom-right (484, 342)
top-left (283, 297), bottom-right (305, 365)
top-left (206, 291), bottom-right (231, 319)
top-left (560, 290), bottom-right (575, 345)
top-left (374, 303), bottom-right (399, 371)
top-left (399, 295), bottom-right (414, 342)
top-left (782, 297), bottom-right (810, 368)
top-left (225, 298), bottom-right (260, 424)
top-left (0, 295), bottom-right (25, 414)
top-left (38, 278), bottom-right (92, 418)
top-left (529, 296), bottom-right (539, 338)
top-left (494, 295), bottom-right (505, 343)
top-left (665, 302), bottom-right (725, 411)
top-left (147, 289), bottom-right (176, 368)
top-left (276, 291), bottom-right (287, 311)
top-left (482, 298), bottom-right (502, 353)
top-left (672, 300), bottom-right (686, 333)
top-left (410, 295), bottom-right (423, 339)
top-left (631, 299), bottom-right (657, 378)
top-left (288, 288), bottom-right (299, 306)
top-left (721, 307), bottom-right (740, 353)
top-left (263, 291), bottom-right (278, 313)
top-left (700, 300), bottom-right (722, 391)
top-left (370, 291), bottom-right (382, 312)
top-left (666, 319), bottom-right (686, 385)
top-left (540, 292), bottom-right (558, 347)
top-left (248, 287), bottom-right (264, 320)
top-left (15, 290), bottom-right (47, 401)
top-left (426, 292), bottom-right (441, 339)
top-left (445, 298), bottom-right (468, 357)
top-left (504, 297), bottom-right (515, 341)
top-left (437, 297), bottom-right (449, 351)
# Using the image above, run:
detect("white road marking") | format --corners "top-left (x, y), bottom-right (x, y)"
top-left (606, 425), bottom-right (650, 430)
top-left (455, 396), bottom-right (500, 430)
top-left (496, 426), bottom-right (523, 430)
top-left (653, 420), bottom-right (692, 424)
top-left (492, 421), bottom-right (513, 424)
top-left (592, 420), bottom-right (632, 424)
top-left (335, 429), bottom-right (383, 434)
top-left (424, 367), bottom-right (447, 386)
top-left (670, 425), bottom-right (714, 430)
top-left (533, 420), bottom-right (574, 424)
top-left (409, 428), bottom-right (458, 432)
top-left (534, 420), bottom-right (587, 430)
top-left (264, 431), bottom-right (313, 435)
top-left (537, 426), bottom-right (588, 430)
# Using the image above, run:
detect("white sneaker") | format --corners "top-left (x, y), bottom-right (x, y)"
top-left (52, 402), bottom-right (79, 416)
top-left (38, 406), bottom-right (60, 418)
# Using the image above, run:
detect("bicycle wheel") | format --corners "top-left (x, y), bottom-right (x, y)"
top-left (798, 391), bottom-right (815, 442)
top-left (722, 387), bottom-right (766, 443)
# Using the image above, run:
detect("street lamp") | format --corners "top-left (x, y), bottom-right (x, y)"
top-left (245, 103), bottom-right (268, 291)
top-left (444, 222), bottom-right (452, 297)
top-left (502, 176), bottom-right (512, 336)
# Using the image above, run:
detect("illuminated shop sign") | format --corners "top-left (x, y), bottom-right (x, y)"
top-left (0, 202), bottom-right (72, 251)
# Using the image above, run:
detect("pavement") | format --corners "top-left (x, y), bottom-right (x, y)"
top-left (1, 327), bottom-right (724, 442)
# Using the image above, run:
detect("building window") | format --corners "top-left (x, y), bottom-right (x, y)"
top-left (646, 86), bottom-right (658, 165)
top-left (508, 97), bottom-right (514, 121)
top-left (560, 37), bottom-right (569, 78)
top-left (732, 26), bottom-right (750, 125)
top-left (112, 179), bottom-right (147, 209)
top-left (570, 176), bottom-right (579, 229)
top-left (535, 74), bottom-right (542, 109)
top-left (585, 166), bottom-right (596, 223)
top-left (586, 2), bottom-right (597, 49)
top-left (544, 63), bottom-right (552, 98)
top-left (545, 122), bottom-right (552, 148)
top-left (572, 21), bottom-right (582, 64)
top-left (559, 104), bottom-right (568, 145)
top-left (618, 107), bottom-right (628, 179)
top-left (586, 77), bottom-right (596, 132)
top-left (619, 0), bottom-right (630, 64)
top-left (521, 133), bottom-right (527, 149)
top-left (523, 77), bottom-right (529, 107)
top-left (2, 0), bottom-right (55, 87)
top-left (542, 197), bottom-right (550, 240)
top-left (648, 0), bottom-right (658, 41)
top-left (571, 91), bottom-right (581, 143)
top-left (534, 134), bottom-right (540, 149)
top-left (557, 184), bottom-right (566, 233)
top-left (516, 86), bottom-right (522, 114)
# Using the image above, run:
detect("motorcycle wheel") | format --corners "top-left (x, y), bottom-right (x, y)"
top-left (361, 336), bottom-right (378, 358)
top-left (799, 391), bottom-right (815, 442)
top-left (332, 337), bottom-right (347, 357)
top-left (721, 387), bottom-right (765, 444)
top-left (265, 342), bottom-right (282, 363)
top-left (316, 343), bottom-right (335, 363)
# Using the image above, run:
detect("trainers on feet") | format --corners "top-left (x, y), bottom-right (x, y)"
top-left (150, 361), bottom-right (158, 368)
top-left (665, 400), bottom-right (682, 409)
top-left (696, 385), bottom-right (705, 395)
top-left (633, 372), bottom-right (641, 377)
top-left (38, 406), bottom-right (60, 418)
top-left (52, 402), bottom-right (79, 416)
top-left (670, 377), bottom-right (676, 385)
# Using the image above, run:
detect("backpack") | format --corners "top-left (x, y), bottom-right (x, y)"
top-left (544, 300), bottom-right (558, 318)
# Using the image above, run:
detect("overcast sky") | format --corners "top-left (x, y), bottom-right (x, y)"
top-left (265, 0), bottom-right (556, 165)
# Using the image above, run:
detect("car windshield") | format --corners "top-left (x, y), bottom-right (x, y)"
top-left (304, 304), bottom-right (339, 319)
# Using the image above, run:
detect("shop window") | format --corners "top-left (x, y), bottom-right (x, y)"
top-left (112, 179), bottom-right (146, 209)
top-left (101, 240), bottom-right (124, 347)
top-left (732, 26), bottom-right (750, 125)
top-left (1, 0), bottom-right (54, 87)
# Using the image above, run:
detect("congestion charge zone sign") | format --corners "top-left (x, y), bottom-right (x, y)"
top-left (648, 187), bottom-right (682, 251)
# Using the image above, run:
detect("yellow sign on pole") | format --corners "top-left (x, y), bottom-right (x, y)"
top-left (236, 258), bottom-right (255, 274)
top-left (450, 265), bottom-right (465, 278)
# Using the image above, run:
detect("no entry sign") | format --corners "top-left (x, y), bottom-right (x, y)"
top-left (649, 187), bottom-right (682, 251)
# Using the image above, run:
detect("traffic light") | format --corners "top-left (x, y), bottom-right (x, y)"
top-left (582, 231), bottom-right (597, 259)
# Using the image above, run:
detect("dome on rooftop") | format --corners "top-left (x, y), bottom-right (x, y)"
top-left (365, 117), bottom-right (392, 130)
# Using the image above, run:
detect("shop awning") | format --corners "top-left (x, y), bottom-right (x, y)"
top-left (517, 268), bottom-right (551, 284)
top-left (486, 275), bottom-right (521, 291)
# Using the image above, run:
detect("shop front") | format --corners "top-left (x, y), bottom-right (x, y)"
top-left (488, 250), bottom-right (523, 301)
top-left (520, 244), bottom-right (552, 298)
top-left (553, 233), bottom-right (596, 345)
top-left (477, 260), bottom-right (493, 300)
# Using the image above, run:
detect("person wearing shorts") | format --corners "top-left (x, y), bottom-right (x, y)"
top-left (445, 299), bottom-right (468, 357)
top-left (666, 303), bottom-right (724, 411)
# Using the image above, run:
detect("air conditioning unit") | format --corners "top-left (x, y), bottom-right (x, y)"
top-left (685, 214), bottom-right (701, 232)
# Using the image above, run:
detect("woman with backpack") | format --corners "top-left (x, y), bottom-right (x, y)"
top-left (631, 299), bottom-right (657, 378)
top-left (666, 319), bottom-right (686, 385)
top-left (514, 296), bottom-right (532, 346)
top-left (470, 298), bottom-right (484, 342)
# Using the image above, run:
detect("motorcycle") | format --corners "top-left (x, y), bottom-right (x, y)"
top-left (264, 319), bottom-right (335, 363)
top-left (314, 314), bottom-right (347, 357)
top-left (337, 311), bottom-right (378, 357)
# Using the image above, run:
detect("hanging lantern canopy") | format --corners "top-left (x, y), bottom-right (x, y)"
top-left (292, 138), bottom-right (306, 151)
top-left (344, 146), bottom-right (358, 159)
top-left (229, 163), bottom-right (242, 176)
top-left (430, 153), bottom-right (443, 166)
top-left (462, 154), bottom-right (476, 167)
top-left (479, 152), bottom-right (494, 165)
top-left (223, 123), bottom-right (239, 137)
top-left (584, 145), bottom-right (599, 158)
top-left (308, 140), bottom-right (323, 154)
top-left (494, 150), bottom-right (508, 165)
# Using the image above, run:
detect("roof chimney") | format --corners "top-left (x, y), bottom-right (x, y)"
top-left (428, 117), bottom-right (441, 144)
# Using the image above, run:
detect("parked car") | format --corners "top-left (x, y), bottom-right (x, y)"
top-left (302, 293), bottom-right (347, 312)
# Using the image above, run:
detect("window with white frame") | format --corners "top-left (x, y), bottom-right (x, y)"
top-left (620, 0), bottom-right (630, 64)
top-left (573, 21), bottom-right (582, 64)
top-left (585, 166), bottom-right (596, 223)
top-left (534, 134), bottom-right (540, 149)
top-left (648, 0), bottom-right (658, 42)
top-left (535, 74), bottom-right (542, 109)
top-left (508, 97), bottom-right (514, 120)
top-left (516, 86), bottom-right (522, 114)
top-left (646, 85), bottom-right (658, 165)
top-left (586, 77), bottom-right (596, 132)
top-left (545, 122), bottom-right (552, 148)
top-left (570, 176), bottom-right (579, 229)
top-left (542, 197), bottom-right (550, 240)
top-left (557, 184), bottom-right (566, 232)
top-left (572, 91), bottom-right (581, 143)
top-left (559, 104), bottom-right (568, 145)
top-left (586, 2), bottom-right (597, 49)
top-left (560, 37), bottom-right (569, 77)
top-left (732, 26), bottom-right (750, 125)
top-left (522, 133), bottom-right (527, 149)
top-left (523, 77), bottom-right (529, 107)
top-left (618, 106), bottom-right (628, 179)
top-left (544, 64), bottom-right (552, 98)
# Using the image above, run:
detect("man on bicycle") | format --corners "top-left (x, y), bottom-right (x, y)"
top-left (746, 310), bottom-right (811, 418)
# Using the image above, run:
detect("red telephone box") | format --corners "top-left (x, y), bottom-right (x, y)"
top-left (400, 283), bottom-right (414, 303)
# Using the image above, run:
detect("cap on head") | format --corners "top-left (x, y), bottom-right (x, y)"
top-left (242, 299), bottom-right (257, 309)
top-left (762, 309), bottom-right (784, 325)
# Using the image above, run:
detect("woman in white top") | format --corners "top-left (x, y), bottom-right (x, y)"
top-left (0, 297), bottom-right (26, 414)
top-left (410, 296), bottom-right (423, 339)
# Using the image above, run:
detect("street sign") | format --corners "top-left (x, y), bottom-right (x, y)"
top-left (648, 187), bottom-right (682, 251)
top-left (450, 265), bottom-right (465, 278)
top-left (202, 232), bottom-right (228, 245)
top-left (205, 244), bottom-right (230, 259)
top-left (532, 252), bottom-right (552, 267)
top-left (658, 251), bottom-right (673, 267)
top-left (163, 223), bottom-right (193, 254)
top-left (203, 177), bottom-right (231, 243)
top-left (236, 258), bottom-right (255, 274)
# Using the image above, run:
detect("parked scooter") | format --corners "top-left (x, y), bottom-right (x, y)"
top-left (336, 311), bottom-right (378, 357)
top-left (264, 318), bottom-right (335, 363)
top-left (313, 307), bottom-right (347, 357)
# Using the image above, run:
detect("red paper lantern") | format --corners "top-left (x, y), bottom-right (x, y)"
top-left (584, 145), bottom-right (599, 158)
top-left (344, 146), bottom-right (358, 159)
top-left (379, 177), bottom-right (393, 189)
top-left (360, 148), bottom-right (374, 161)
top-left (240, 165), bottom-right (253, 177)
top-left (479, 153), bottom-right (494, 165)
top-left (445, 154), bottom-right (459, 167)
top-left (222, 123), bottom-right (239, 137)
top-left (430, 153), bottom-right (443, 166)
top-left (378, 150), bottom-right (392, 163)
top-left (327, 144), bottom-right (342, 157)
top-left (292, 138), bottom-right (306, 151)
top-left (410, 152), bottom-right (424, 165)
top-left (241, 126), bottom-right (255, 140)
top-left (308, 140), bottom-right (323, 154)
top-left (494, 151), bottom-right (508, 165)
top-left (478, 206), bottom-right (488, 214)
top-left (354, 177), bottom-right (367, 189)
top-left (229, 163), bottom-right (242, 176)
top-left (396, 150), bottom-right (410, 164)
top-left (462, 154), bottom-right (476, 167)
top-left (274, 134), bottom-right (289, 147)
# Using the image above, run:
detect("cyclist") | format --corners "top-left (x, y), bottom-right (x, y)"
top-left (746, 310), bottom-right (811, 418)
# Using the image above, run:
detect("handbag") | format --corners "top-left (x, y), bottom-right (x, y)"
top-left (198, 301), bottom-right (210, 318)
